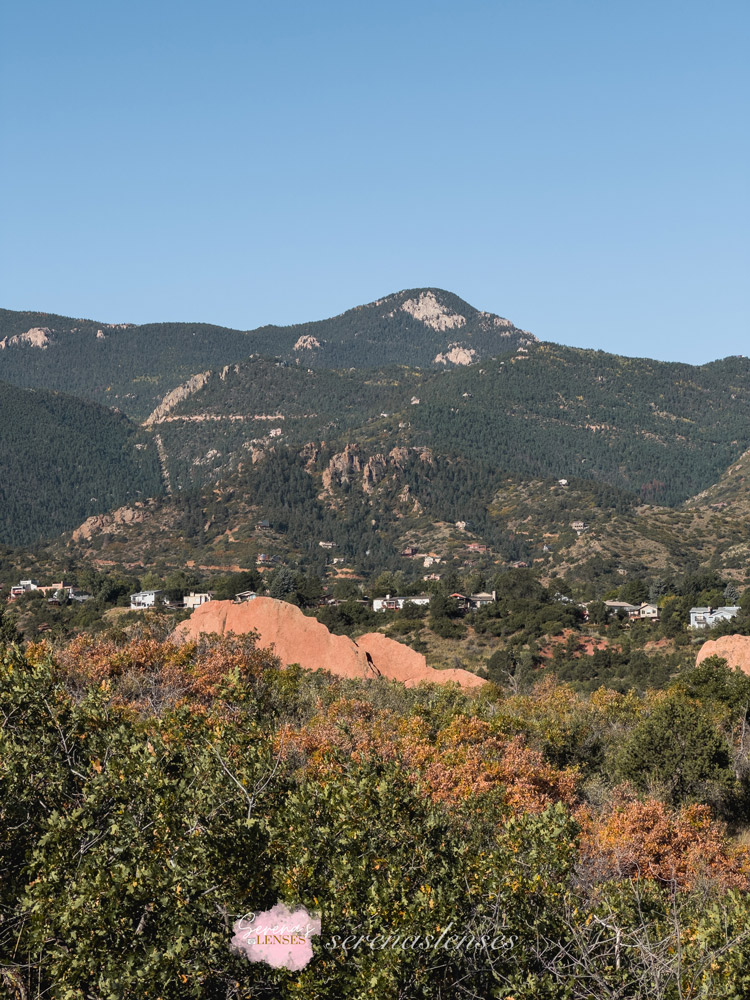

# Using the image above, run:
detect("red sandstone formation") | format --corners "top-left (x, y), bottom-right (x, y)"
top-left (174, 598), bottom-right (484, 689)
top-left (355, 632), bottom-right (484, 688)
top-left (696, 635), bottom-right (750, 676)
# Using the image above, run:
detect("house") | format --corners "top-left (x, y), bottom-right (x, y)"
top-left (469, 591), bottom-right (497, 608)
top-left (38, 582), bottom-right (73, 598)
top-left (183, 591), bottom-right (213, 609)
top-left (571, 521), bottom-right (587, 533)
top-left (69, 588), bottom-right (93, 603)
top-left (423, 555), bottom-right (441, 568)
top-left (604, 600), bottom-right (641, 617)
top-left (558, 479), bottom-right (569, 487)
top-left (423, 573), bottom-right (442, 582)
top-left (400, 546), bottom-right (419, 558)
top-left (636, 602), bottom-right (660, 621)
top-left (466, 543), bottom-right (488, 554)
top-left (256, 553), bottom-right (273, 565)
top-left (689, 606), bottom-right (740, 629)
top-left (9, 579), bottom-right (40, 601)
top-left (372, 594), bottom-right (431, 612)
top-left (449, 593), bottom-right (471, 610)
top-left (256, 519), bottom-right (271, 530)
top-left (234, 591), bottom-right (258, 603)
top-left (319, 541), bottom-right (336, 550)
top-left (129, 590), bottom-right (164, 610)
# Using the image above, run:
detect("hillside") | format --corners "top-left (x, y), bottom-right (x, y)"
top-left (151, 343), bottom-right (750, 506)
top-left (33, 441), bottom-right (745, 600)
top-left (0, 381), bottom-right (162, 546)
top-left (0, 289), bottom-right (533, 420)
top-left (4, 291), bottom-right (750, 569)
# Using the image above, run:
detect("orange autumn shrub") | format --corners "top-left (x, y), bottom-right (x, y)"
top-left (276, 700), bottom-right (579, 813)
top-left (580, 791), bottom-right (750, 889)
top-left (55, 630), bottom-right (279, 706)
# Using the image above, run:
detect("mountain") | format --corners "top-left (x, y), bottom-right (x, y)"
top-left (0, 290), bottom-right (533, 420)
top-left (35, 437), bottom-right (749, 600)
top-left (0, 381), bottom-right (162, 546)
top-left (4, 288), bottom-right (750, 561)
top-left (150, 343), bottom-right (750, 507)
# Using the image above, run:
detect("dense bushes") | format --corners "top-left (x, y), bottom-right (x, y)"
top-left (2, 630), bottom-right (750, 996)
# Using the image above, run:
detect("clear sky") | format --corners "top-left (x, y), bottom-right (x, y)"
top-left (1, 0), bottom-right (747, 363)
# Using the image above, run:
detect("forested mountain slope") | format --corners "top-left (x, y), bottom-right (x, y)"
top-left (48, 440), bottom-right (750, 598)
top-left (153, 344), bottom-right (750, 506)
top-left (0, 381), bottom-right (162, 545)
top-left (0, 290), bottom-right (532, 419)
top-left (0, 310), bottom-right (258, 420)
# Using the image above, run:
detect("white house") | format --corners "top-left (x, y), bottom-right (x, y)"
top-left (689, 606), bottom-right (740, 629)
top-left (183, 592), bottom-right (213, 609)
top-left (372, 594), bottom-right (431, 612)
top-left (635, 602), bottom-right (660, 620)
top-left (234, 591), bottom-right (258, 603)
top-left (469, 591), bottom-right (497, 608)
top-left (129, 590), bottom-right (164, 610)
top-left (604, 600), bottom-right (640, 616)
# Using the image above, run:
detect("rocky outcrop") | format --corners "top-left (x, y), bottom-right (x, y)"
top-left (144, 371), bottom-right (211, 426)
top-left (0, 327), bottom-right (52, 349)
top-left (362, 454), bottom-right (387, 493)
top-left (298, 442), bottom-right (320, 470)
top-left (696, 635), bottom-right (750, 675)
top-left (293, 335), bottom-right (322, 351)
top-left (355, 632), bottom-right (484, 688)
top-left (388, 446), bottom-right (409, 469)
top-left (321, 444), bottom-right (363, 490)
top-left (71, 505), bottom-right (147, 543)
top-left (320, 443), bottom-right (435, 497)
top-left (401, 291), bottom-right (466, 331)
top-left (174, 598), bottom-right (485, 689)
top-left (175, 598), bottom-right (375, 680)
top-left (434, 344), bottom-right (478, 366)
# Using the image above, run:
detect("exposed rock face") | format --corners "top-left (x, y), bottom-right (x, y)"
top-left (298, 442), bottom-right (320, 470)
top-left (397, 483), bottom-right (423, 514)
top-left (0, 327), bottom-right (52, 349)
top-left (433, 344), bottom-right (478, 366)
top-left (144, 371), bottom-right (211, 426)
top-left (355, 632), bottom-right (485, 688)
top-left (401, 291), bottom-right (467, 331)
top-left (294, 334), bottom-right (321, 351)
top-left (322, 444), bottom-right (363, 490)
top-left (362, 454), bottom-right (387, 493)
top-left (388, 446), bottom-right (409, 469)
top-left (174, 598), bottom-right (485, 689)
top-left (478, 311), bottom-right (513, 329)
top-left (696, 635), bottom-right (750, 675)
top-left (71, 505), bottom-right (146, 543)
top-left (175, 598), bottom-right (374, 680)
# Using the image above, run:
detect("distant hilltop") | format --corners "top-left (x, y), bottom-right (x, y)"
top-left (0, 289), bottom-right (534, 420)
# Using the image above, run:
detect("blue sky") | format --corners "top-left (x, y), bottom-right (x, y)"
top-left (1, 0), bottom-right (747, 363)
